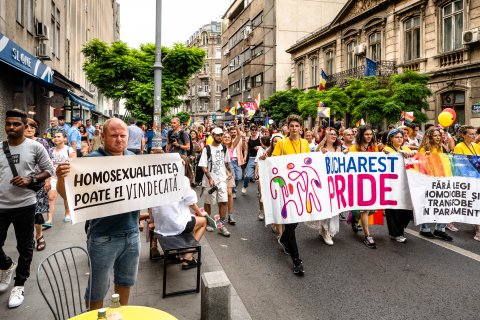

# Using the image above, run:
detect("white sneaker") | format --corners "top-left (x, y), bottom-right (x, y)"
top-left (241, 187), bottom-right (247, 195)
top-left (218, 225), bottom-right (230, 237)
top-left (258, 211), bottom-right (265, 221)
top-left (233, 193), bottom-right (237, 199)
top-left (206, 226), bottom-right (214, 232)
top-left (390, 235), bottom-right (407, 243)
top-left (8, 286), bottom-right (24, 308)
top-left (0, 261), bottom-right (17, 293)
top-left (319, 229), bottom-right (334, 246)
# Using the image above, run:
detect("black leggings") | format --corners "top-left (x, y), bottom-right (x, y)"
top-left (280, 223), bottom-right (299, 261)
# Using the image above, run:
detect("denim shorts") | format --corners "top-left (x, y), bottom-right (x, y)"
top-left (85, 231), bottom-right (140, 302)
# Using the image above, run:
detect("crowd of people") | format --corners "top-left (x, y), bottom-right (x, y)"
top-left (1, 109), bottom-right (479, 310)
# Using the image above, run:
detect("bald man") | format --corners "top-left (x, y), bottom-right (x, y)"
top-left (56, 118), bottom-right (140, 310)
top-left (45, 117), bottom-right (67, 147)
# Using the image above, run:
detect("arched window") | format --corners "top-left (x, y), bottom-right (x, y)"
top-left (311, 57), bottom-right (318, 86)
top-left (369, 32), bottom-right (381, 61)
top-left (298, 63), bottom-right (304, 89)
top-left (404, 17), bottom-right (420, 61)
top-left (441, 90), bottom-right (465, 124)
top-left (325, 51), bottom-right (334, 75)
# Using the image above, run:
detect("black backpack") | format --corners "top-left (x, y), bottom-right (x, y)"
top-left (205, 144), bottom-right (227, 171)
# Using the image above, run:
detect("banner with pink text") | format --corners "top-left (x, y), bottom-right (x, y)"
top-left (258, 152), bottom-right (412, 225)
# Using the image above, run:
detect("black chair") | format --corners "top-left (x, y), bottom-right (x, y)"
top-left (36, 246), bottom-right (92, 320)
top-left (151, 231), bottom-right (202, 298)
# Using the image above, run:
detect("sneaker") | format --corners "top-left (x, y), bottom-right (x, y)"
top-left (8, 286), bottom-right (24, 308)
top-left (228, 215), bottom-right (236, 225)
top-left (233, 193), bottom-right (237, 199)
top-left (63, 215), bottom-right (72, 222)
top-left (150, 247), bottom-right (161, 259)
top-left (277, 237), bottom-right (290, 255)
top-left (390, 235), bottom-right (407, 243)
top-left (293, 259), bottom-right (304, 276)
top-left (446, 223), bottom-right (459, 232)
top-left (241, 187), bottom-right (247, 195)
top-left (363, 236), bottom-right (377, 249)
top-left (319, 229), bottom-right (334, 246)
top-left (258, 211), bottom-right (265, 221)
top-left (218, 225), bottom-right (231, 237)
top-left (0, 261), bottom-right (17, 293)
top-left (433, 230), bottom-right (453, 242)
top-left (474, 233), bottom-right (480, 242)
top-left (206, 226), bottom-right (214, 232)
top-left (351, 221), bottom-right (359, 234)
top-left (419, 231), bottom-right (435, 238)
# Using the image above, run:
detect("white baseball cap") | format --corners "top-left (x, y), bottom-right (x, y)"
top-left (212, 128), bottom-right (224, 135)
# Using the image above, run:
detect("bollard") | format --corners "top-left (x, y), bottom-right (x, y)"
top-left (201, 271), bottom-right (231, 320)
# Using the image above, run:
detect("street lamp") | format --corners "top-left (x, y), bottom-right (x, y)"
top-left (152, 0), bottom-right (163, 151)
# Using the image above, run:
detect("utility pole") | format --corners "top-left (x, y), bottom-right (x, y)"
top-left (152, 0), bottom-right (163, 150)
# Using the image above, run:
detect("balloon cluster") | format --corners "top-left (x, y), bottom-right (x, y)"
top-left (438, 108), bottom-right (456, 128)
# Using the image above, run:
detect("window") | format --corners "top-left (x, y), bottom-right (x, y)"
top-left (26, 0), bottom-right (34, 33)
top-left (252, 12), bottom-right (263, 29)
top-left (310, 57), bottom-right (318, 86)
top-left (203, 63), bottom-right (209, 74)
top-left (404, 17), bottom-right (421, 61)
top-left (252, 44), bottom-right (263, 57)
top-left (228, 22), bottom-right (249, 50)
top-left (325, 51), bottom-right (334, 75)
top-left (215, 48), bottom-right (221, 59)
top-left (55, 8), bottom-right (60, 58)
top-left (16, 0), bottom-right (24, 25)
top-left (252, 73), bottom-right (263, 87)
top-left (369, 32), bottom-right (381, 61)
top-left (203, 102), bottom-right (209, 111)
top-left (297, 63), bottom-right (304, 89)
top-left (441, 91), bottom-right (465, 124)
top-left (347, 42), bottom-right (357, 69)
top-left (216, 82), bottom-right (221, 93)
top-left (202, 32), bottom-right (208, 45)
top-left (215, 63), bottom-right (221, 74)
top-left (216, 99), bottom-right (220, 110)
top-left (204, 47), bottom-right (209, 58)
top-left (229, 81), bottom-right (241, 94)
top-left (443, 1), bottom-right (463, 52)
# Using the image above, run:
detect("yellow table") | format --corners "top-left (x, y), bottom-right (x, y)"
top-left (69, 305), bottom-right (177, 320)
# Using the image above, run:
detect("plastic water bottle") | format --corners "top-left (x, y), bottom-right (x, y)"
top-left (97, 308), bottom-right (107, 320)
top-left (106, 294), bottom-right (123, 320)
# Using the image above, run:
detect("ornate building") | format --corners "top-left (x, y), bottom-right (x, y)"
top-left (287, 0), bottom-right (480, 127)
top-left (0, 0), bottom-right (120, 138)
top-left (221, 0), bottom-right (347, 112)
top-left (180, 21), bottom-right (222, 124)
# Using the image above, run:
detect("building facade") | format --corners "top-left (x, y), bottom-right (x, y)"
top-left (286, 0), bottom-right (480, 127)
top-left (221, 0), bottom-right (348, 112)
top-left (0, 0), bottom-right (120, 139)
top-left (180, 21), bottom-right (222, 124)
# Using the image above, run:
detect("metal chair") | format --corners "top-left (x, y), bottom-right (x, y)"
top-left (36, 246), bottom-right (92, 320)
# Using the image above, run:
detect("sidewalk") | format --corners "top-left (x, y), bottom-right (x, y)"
top-left (0, 199), bottom-right (251, 320)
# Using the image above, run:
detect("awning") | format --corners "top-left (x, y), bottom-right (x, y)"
top-left (68, 92), bottom-right (96, 111)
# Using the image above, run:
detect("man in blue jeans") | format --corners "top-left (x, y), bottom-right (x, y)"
top-left (57, 118), bottom-right (140, 310)
top-left (242, 125), bottom-right (261, 195)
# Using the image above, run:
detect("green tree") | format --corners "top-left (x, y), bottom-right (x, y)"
top-left (174, 111), bottom-right (191, 125)
top-left (260, 88), bottom-right (303, 121)
top-left (82, 39), bottom-right (205, 123)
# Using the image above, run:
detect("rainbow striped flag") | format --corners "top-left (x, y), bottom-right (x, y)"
top-left (401, 111), bottom-right (415, 124)
top-left (186, 116), bottom-right (193, 126)
top-left (408, 153), bottom-right (480, 178)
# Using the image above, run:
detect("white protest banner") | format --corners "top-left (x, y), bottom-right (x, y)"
top-left (259, 152), bottom-right (411, 225)
top-left (65, 153), bottom-right (184, 224)
top-left (405, 154), bottom-right (480, 225)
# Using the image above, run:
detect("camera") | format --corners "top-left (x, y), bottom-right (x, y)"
top-left (169, 131), bottom-right (179, 143)
top-left (208, 185), bottom-right (218, 194)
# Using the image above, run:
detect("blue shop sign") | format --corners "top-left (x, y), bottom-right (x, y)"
top-left (0, 32), bottom-right (53, 84)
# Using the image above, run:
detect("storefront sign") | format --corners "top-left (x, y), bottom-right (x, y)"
top-left (0, 32), bottom-right (53, 84)
top-left (472, 103), bottom-right (480, 114)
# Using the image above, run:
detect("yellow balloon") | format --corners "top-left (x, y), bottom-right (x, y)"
top-left (438, 111), bottom-right (454, 127)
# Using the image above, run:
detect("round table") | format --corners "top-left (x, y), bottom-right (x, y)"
top-left (69, 306), bottom-right (177, 320)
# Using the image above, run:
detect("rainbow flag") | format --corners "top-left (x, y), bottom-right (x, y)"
top-left (317, 101), bottom-right (330, 117)
top-left (319, 70), bottom-right (327, 91)
top-left (253, 93), bottom-right (261, 110)
top-left (265, 112), bottom-right (270, 128)
top-left (349, 209), bottom-right (384, 225)
top-left (355, 118), bottom-right (365, 127)
top-left (186, 116), bottom-right (193, 126)
top-left (408, 153), bottom-right (480, 178)
top-left (401, 111), bottom-right (415, 124)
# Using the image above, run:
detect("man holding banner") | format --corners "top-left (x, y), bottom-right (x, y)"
top-left (56, 118), bottom-right (140, 310)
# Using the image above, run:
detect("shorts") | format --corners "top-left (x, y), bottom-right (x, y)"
top-left (85, 231), bottom-right (140, 302)
top-left (50, 177), bottom-right (58, 191)
top-left (34, 213), bottom-right (45, 224)
top-left (226, 177), bottom-right (235, 188)
top-left (181, 216), bottom-right (196, 234)
top-left (203, 181), bottom-right (228, 205)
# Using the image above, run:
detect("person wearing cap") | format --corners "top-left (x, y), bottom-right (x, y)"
top-left (57, 115), bottom-right (71, 132)
top-left (67, 117), bottom-right (83, 157)
top-left (85, 119), bottom-right (95, 140)
top-left (383, 128), bottom-right (414, 243)
top-left (241, 124), bottom-right (261, 195)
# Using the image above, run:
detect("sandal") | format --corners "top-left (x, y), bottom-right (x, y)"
top-left (42, 221), bottom-right (53, 230)
top-left (181, 258), bottom-right (200, 270)
top-left (36, 235), bottom-right (46, 251)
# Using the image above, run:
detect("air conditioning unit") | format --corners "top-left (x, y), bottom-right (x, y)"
top-left (223, 48), bottom-right (230, 56)
top-left (462, 28), bottom-right (480, 45)
top-left (243, 26), bottom-right (252, 39)
top-left (354, 43), bottom-right (366, 55)
top-left (227, 95), bottom-right (232, 100)
top-left (36, 22), bottom-right (49, 39)
top-left (36, 43), bottom-right (49, 58)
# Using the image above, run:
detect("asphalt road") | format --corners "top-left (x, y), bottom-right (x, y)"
top-left (204, 184), bottom-right (480, 320)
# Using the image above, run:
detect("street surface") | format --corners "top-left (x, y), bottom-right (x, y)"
top-left (205, 184), bottom-right (480, 320)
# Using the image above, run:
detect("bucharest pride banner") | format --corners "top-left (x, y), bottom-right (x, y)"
top-left (405, 154), bottom-right (480, 225)
top-left (258, 152), bottom-right (412, 225)
top-left (64, 153), bottom-right (184, 224)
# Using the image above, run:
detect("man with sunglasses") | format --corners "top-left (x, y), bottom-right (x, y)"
top-left (0, 109), bottom-right (53, 308)
top-left (242, 125), bottom-right (261, 195)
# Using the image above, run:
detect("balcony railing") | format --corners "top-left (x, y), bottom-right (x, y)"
top-left (326, 60), bottom-right (397, 88)
top-left (197, 90), bottom-right (211, 98)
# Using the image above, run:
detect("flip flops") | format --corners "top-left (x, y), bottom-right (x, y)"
top-left (181, 258), bottom-right (200, 270)
top-left (42, 221), bottom-right (53, 230)
top-left (36, 235), bottom-right (46, 251)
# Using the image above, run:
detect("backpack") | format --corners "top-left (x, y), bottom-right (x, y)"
top-left (206, 144), bottom-right (227, 171)
top-left (168, 129), bottom-right (193, 156)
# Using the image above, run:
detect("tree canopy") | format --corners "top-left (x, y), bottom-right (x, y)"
top-left (82, 39), bottom-right (205, 123)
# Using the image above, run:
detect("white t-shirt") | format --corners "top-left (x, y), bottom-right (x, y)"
top-left (198, 144), bottom-right (230, 186)
top-left (255, 147), bottom-right (266, 163)
top-left (50, 145), bottom-right (75, 178)
top-left (152, 176), bottom-right (196, 236)
top-left (308, 141), bottom-right (318, 152)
